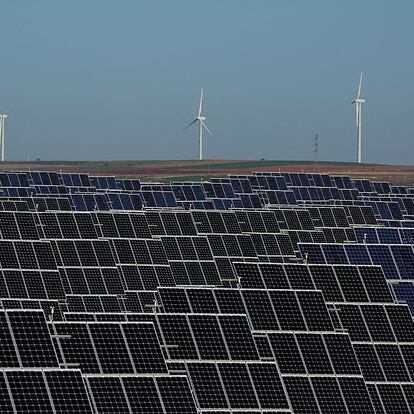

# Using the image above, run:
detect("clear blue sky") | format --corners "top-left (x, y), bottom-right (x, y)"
top-left (1, 0), bottom-right (413, 163)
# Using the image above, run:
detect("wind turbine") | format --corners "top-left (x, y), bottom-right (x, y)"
top-left (0, 113), bottom-right (7, 162)
top-left (183, 88), bottom-right (213, 161)
top-left (352, 73), bottom-right (365, 163)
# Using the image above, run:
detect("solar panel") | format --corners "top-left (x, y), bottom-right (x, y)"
top-left (1, 169), bottom-right (414, 410)
top-left (44, 370), bottom-right (93, 413)
top-left (7, 370), bottom-right (55, 412)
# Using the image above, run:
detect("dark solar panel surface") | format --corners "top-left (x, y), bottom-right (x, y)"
top-left (0, 169), bottom-right (413, 412)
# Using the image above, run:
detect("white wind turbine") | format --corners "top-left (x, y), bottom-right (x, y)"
top-left (183, 88), bottom-right (213, 161)
top-left (352, 72), bottom-right (365, 163)
top-left (0, 113), bottom-right (8, 162)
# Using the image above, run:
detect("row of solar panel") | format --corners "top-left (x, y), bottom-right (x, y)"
top-left (233, 262), bottom-right (393, 301)
top-left (1, 170), bottom-right (413, 215)
top-left (0, 206), bottom-right (379, 246)
top-left (354, 226), bottom-right (414, 244)
top-left (0, 368), bottom-right (198, 413)
top-left (255, 171), bottom-right (394, 195)
top-left (299, 242), bottom-right (414, 280)
top-left (0, 170), bottom-right (392, 197)
top-left (0, 171), bottom-right (140, 191)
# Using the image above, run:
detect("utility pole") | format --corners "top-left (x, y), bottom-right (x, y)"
top-left (313, 134), bottom-right (319, 173)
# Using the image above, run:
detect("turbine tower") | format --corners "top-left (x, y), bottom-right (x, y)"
top-left (183, 88), bottom-right (213, 161)
top-left (0, 113), bottom-right (7, 162)
top-left (352, 73), bottom-right (365, 163)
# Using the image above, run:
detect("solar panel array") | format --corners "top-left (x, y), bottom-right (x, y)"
top-left (1, 169), bottom-right (414, 412)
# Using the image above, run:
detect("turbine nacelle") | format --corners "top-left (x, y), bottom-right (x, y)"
top-left (197, 116), bottom-right (206, 121)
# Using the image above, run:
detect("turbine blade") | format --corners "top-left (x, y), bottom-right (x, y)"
top-left (198, 88), bottom-right (203, 117)
top-left (357, 72), bottom-right (363, 98)
top-left (183, 119), bottom-right (198, 131)
top-left (201, 121), bottom-right (213, 136)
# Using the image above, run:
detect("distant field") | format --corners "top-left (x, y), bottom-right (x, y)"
top-left (3, 160), bottom-right (414, 185)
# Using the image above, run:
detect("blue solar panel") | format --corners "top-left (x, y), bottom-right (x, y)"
top-left (107, 177), bottom-right (117, 190)
top-left (376, 202), bottom-right (393, 220)
top-left (155, 192), bottom-right (168, 208)
top-left (298, 244), bottom-right (326, 264)
top-left (322, 244), bottom-right (348, 264)
top-left (212, 199), bottom-right (225, 210)
top-left (275, 176), bottom-right (287, 190)
top-left (0, 173), bottom-right (11, 186)
top-left (264, 176), bottom-right (277, 190)
top-left (367, 245), bottom-right (399, 279)
top-left (141, 191), bottom-right (156, 207)
top-left (392, 282), bottom-right (414, 313)
top-left (354, 228), bottom-right (378, 244)
top-left (256, 176), bottom-right (268, 189)
top-left (391, 246), bottom-right (414, 279)
top-left (345, 244), bottom-right (372, 265)
top-left (321, 188), bottom-right (333, 200)
top-left (298, 173), bottom-right (310, 187)
top-left (30, 172), bottom-right (43, 185)
top-left (229, 178), bottom-right (243, 193)
top-left (250, 194), bottom-right (262, 208)
top-left (240, 194), bottom-right (252, 209)
top-left (71, 194), bottom-right (87, 211)
top-left (292, 188), bottom-right (300, 200)
top-left (342, 176), bottom-right (353, 189)
top-left (313, 174), bottom-right (323, 187)
top-left (274, 191), bottom-right (287, 205)
top-left (339, 189), bottom-right (353, 200)
top-left (393, 197), bottom-right (406, 213)
top-left (321, 174), bottom-right (332, 187)
top-left (82, 194), bottom-right (96, 211)
top-left (172, 186), bottom-right (185, 201)
top-left (331, 188), bottom-right (342, 199)
top-left (182, 186), bottom-right (196, 200)
top-left (265, 191), bottom-right (278, 204)
top-left (62, 174), bottom-right (73, 187)
top-left (308, 187), bottom-right (320, 201)
top-left (119, 194), bottom-right (133, 210)
top-left (333, 176), bottom-right (344, 189)
top-left (222, 184), bottom-right (235, 198)
top-left (298, 188), bottom-right (311, 201)
top-left (290, 174), bottom-right (301, 186)
top-left (401, 228), bottom-right (414, 243)
top-left (75, 174), bottom-right (85, 187)
top-left (163, 192), bottom-right (176, 207)
top-left (9, 174), bottom-right (22, 187)
top-left (232, 199), bottom-right (243, 208)
top-left (94, 194), bottom-right (110, 210)
top-left (377, 228), bottom-right (401, 244)
top-left (108, 193), bottom-right (123, 210)
top-left (222, 199), bottom-right (233, 210)
top-left (190, 186), bottom-right (204, 201)
top-left (286, 191), bottom-right (297, 205)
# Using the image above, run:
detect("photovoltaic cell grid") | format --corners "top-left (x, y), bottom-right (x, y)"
top-left (1, 171), bottom-right (414, 412)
